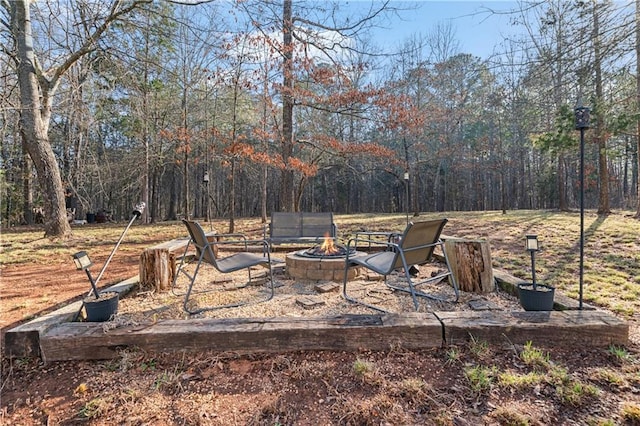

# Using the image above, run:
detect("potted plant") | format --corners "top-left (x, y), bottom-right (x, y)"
top-left (518, 234), bottom-right (555, 311)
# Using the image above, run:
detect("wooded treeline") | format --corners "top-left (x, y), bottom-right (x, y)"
top-left (1, 0), bottom-right (639, 236)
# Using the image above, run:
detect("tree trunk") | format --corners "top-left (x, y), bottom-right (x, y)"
top-left (13, 0), bottom-right (71, 238)
top-left (139, 248), bottom-right (175, 292)
top-left (593, 1), bottom-right (610, 215)
top-left (21, 141), bottom-right (33, 225)
top-left (229, 158), bottom-right (236, 233)
top-left (558, 153), bottom-right (567, 211)
top-left (281, 0), bottom-right (295, 212)
top-left (635, 0), bottom-right (640, 218)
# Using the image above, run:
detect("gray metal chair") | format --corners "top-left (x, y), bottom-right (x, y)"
top-left (343, 219), bottom-right (459, 312)
top-left (173, 219), bottom-right (276, 314)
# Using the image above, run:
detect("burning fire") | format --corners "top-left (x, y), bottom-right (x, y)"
top-left (301, 233), bottom-right (351, 258)
top-left (318, 233), bottom-right (339, 255)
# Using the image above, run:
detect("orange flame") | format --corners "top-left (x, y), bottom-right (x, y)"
top-left (319, 233), bottom-right (338, 255)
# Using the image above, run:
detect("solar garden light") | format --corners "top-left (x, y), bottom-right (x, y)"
top-left (525, 234), bottom-right (539, 290)
top-left (575, 101), bottom-right (590, 310)
top-left (72, 251), bottom-right (100, 300)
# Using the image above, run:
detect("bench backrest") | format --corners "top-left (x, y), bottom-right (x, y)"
top-left (269, 212), bottom-right (336, 239)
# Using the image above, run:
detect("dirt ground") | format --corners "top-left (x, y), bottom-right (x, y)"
top-left (1, 220), bottom-right (640, 425)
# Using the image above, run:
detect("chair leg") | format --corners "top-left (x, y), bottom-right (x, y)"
top-left (441, 244), bottom-right (460, 302)
top-left (265, 263), bottom-right (275, 301)
top-left (253, 250), bottom-right (275, 303)
top-left (386, 271), bottom-right (459, 304)
top-left (184, 260), bottom-right (276, 315)
top-left (399, 254), bottom-right (420, 310)
top-left (385, 243), bottom-right (460, 305)
top-left (182, 250), bottom-right (207, 314)
top-left (171, 239), bottom-right (193, 296)
top-left (342, 262), bottom-right (388, 313)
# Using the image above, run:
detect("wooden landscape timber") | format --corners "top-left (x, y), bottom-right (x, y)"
top-left (437, 310), bottom-right (628, 347)
top-left (4, 231), bottom-right (628, 361)
top-left (38, 313), bottom-right (443, 362)
top-left (4, 267), bottom-right (628, 361)
top-left (31, 308), bottom-right (629, 362)
top-left (3, 276), bottom-right (138, 359)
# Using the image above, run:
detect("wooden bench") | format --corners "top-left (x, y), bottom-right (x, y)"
top-left (264, 212), bottom-right (337, 250)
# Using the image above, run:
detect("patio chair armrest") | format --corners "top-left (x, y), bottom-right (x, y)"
top-left (212, 232), bottom-right (248, 241)
top-left (209, 237), bottom-right (269, 251)
top-left (346, 236), bottom-right (400, 251)
top-left (354, 231), bottom-right (401, 243)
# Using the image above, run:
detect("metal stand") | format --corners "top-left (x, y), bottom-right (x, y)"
top-left (73, 202), bottom-right (145, 321)
top-left (404, 171), bottom-right (409, 225)
top-left (91, 203), bottom-right (145, 291)
top-left (579, 126), bottom-right (585, 310)
top-left (530, 250), bottom-right (537, 290)
top-left (575, 104), bottom-right (590, 310)
top-left (89, 201), bottom-right (146, 296)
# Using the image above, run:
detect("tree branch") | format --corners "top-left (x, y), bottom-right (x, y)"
top-left (48, 0), bottom-right (153, 92)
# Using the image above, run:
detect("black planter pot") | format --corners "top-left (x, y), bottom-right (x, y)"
top-left (84, 291), bottom-right (119, 321)
top-left (518, 283), bottom-right (555, 311)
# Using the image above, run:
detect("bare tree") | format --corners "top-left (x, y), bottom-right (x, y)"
top-left (241, 0), bottom-right (400, 212)
top-left (636, 0), bottom-right (640, 218)
top-left (2, 0), bottom-right (152, 237)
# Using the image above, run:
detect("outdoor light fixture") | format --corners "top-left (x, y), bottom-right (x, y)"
top-left (203, 171), bottom-right (210, 224)
top-left (575, 100), bottom-right (591, 310)
top-left (133, 201), bottom-right (146, 218)
top-left (575, 104), bottom-right (590, 130)
top-left (72, 251), bottom-right (92, 270)
top-left (72, 251), bottom-right (100, 298)
top-left (525, 234), bottom-right (539, 289)
top-left (525, 234), bottom-right (539, 252)
top-left (519, 233), bottom-right (555, 310)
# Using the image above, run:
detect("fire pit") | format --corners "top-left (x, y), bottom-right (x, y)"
top-left (285, 236), bottom-right (366, 282)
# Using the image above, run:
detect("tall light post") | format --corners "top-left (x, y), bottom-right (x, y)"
top-left (203, 171), bottom-right (210, 224)
top-left (404, 171), bottom-right (409, 225)
top-left (575, 101), bottom-right (590, 310)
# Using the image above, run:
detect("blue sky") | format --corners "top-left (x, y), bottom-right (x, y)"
top-left (364, 1), bottom-right (521, 58)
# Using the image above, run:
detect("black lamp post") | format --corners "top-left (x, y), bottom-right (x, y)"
top-left (526, 234), bottom-right (539, 290)
top-left (203, 171), bottom-right (210, 223)
top-left (575, 102), bottom-right (590, 310)
top-left (404, 171), bottom-right (409, 225)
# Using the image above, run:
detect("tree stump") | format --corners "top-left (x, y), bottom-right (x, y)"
top-left (443, 238), bottom-right (494, 293)
top-left (139, 231), bottom-right (218, 293)
top-left (139, 248), bottom-right (177, 292)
